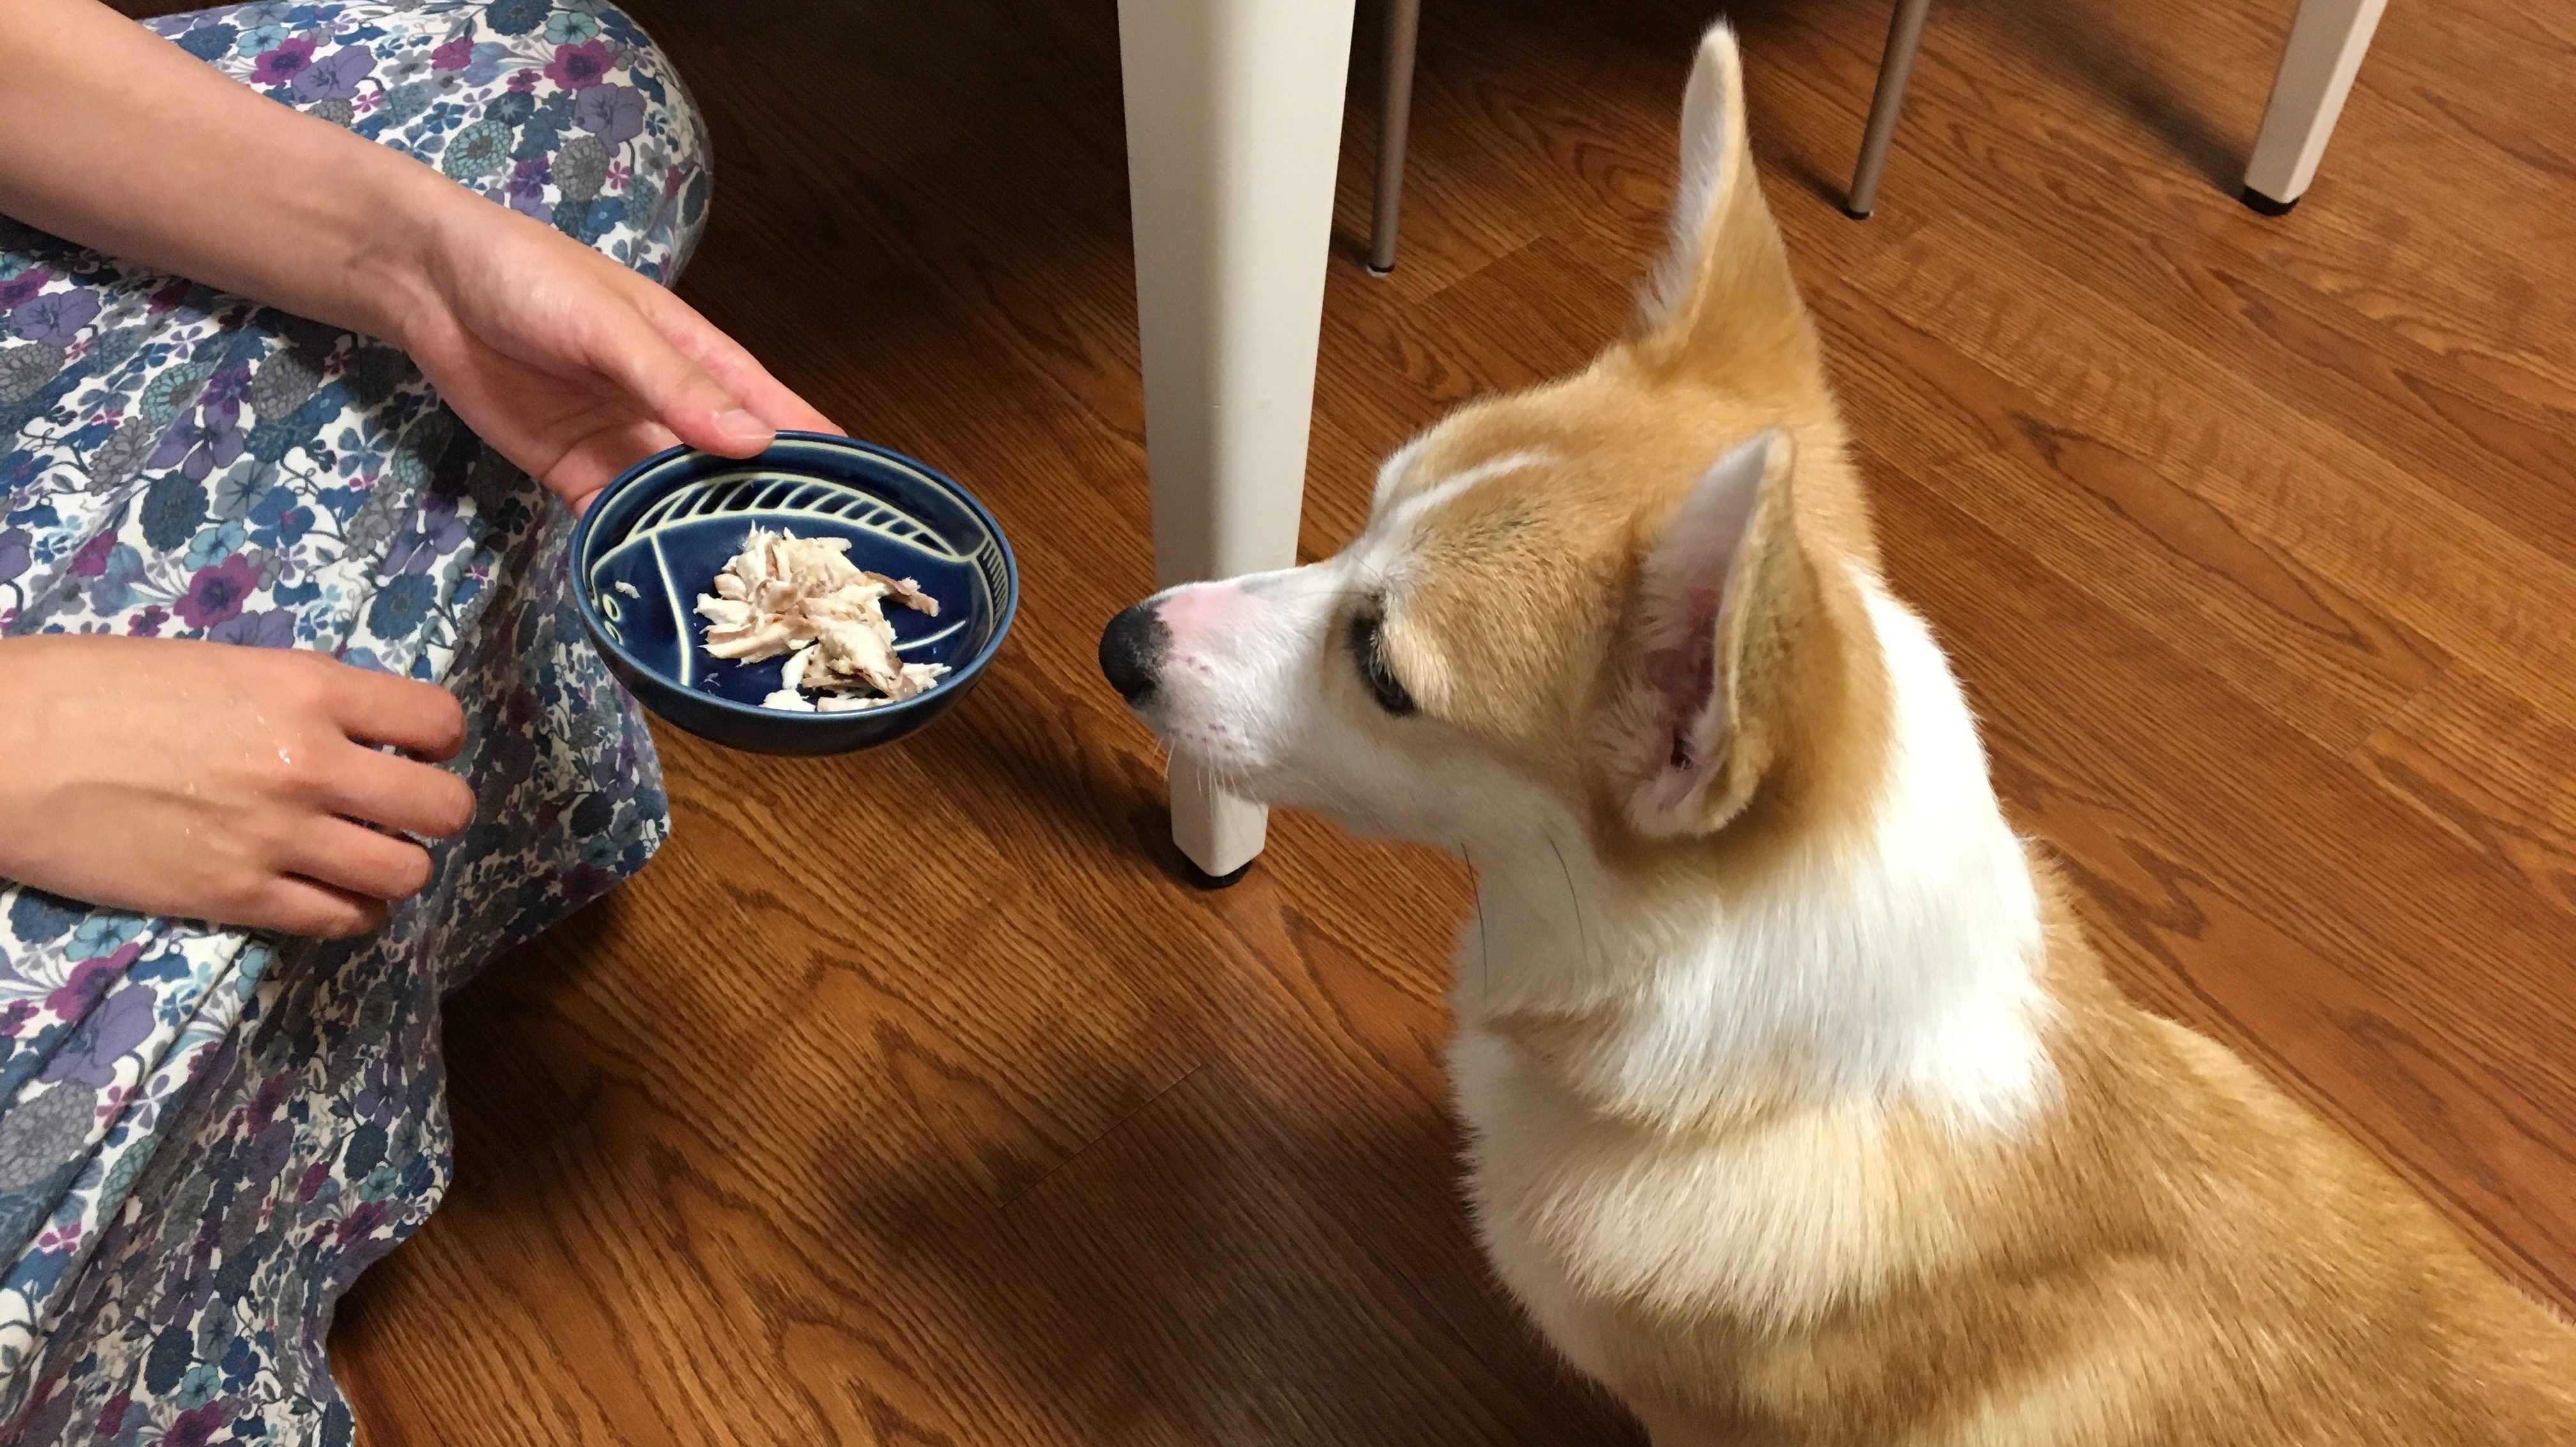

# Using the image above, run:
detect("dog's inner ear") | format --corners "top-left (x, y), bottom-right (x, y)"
top-left (1618, 429), bottom-right (1807, 836)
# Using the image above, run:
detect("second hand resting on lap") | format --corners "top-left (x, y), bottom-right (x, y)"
top-left (0, 0), bottom-right (837, 937)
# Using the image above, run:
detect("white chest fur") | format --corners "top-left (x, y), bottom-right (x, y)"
top-left (1443, 588), bottom-right (2055, 1368)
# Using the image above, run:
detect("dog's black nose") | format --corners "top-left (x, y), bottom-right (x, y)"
top-left (1099, 600), bottom-right (1170, 705)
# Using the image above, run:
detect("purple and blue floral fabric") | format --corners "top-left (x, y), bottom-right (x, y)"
top-left (0, 4), bottom-right (705, 1441)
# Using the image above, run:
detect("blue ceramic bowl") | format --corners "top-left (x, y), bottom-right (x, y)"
top-left (570, 433), bottom-right (1018, 756)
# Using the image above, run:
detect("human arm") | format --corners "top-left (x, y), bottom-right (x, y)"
top-left (0, 0), bottom-right (836, 511)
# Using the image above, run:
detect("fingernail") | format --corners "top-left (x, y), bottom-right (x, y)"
top-left (717, 409), bottom-right (772, 445)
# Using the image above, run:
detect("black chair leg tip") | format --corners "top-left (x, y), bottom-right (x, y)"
top-left (2239, 186), bottom-right (2299, 217)
top-left (1184, 859), bottom-right (1254, 890)
top-left (1841, 203), bottom-right (1874, 220)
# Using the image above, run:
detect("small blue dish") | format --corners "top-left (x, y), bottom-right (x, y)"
top-left (571, 433), bottom-right (1018, 756)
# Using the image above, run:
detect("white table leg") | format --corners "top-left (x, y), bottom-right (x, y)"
top-left (2242, 0), bottom-right (2388, 212)
top-left (1116, 0), bottom-right (1358, 880)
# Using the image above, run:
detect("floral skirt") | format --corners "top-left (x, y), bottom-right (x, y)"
top-left (0, 4), bottom-right (704, 1442)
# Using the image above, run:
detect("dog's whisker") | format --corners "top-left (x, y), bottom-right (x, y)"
top-left (1544, 830), bottom-right (1590, 979)
top-left (1462, 842), bottom-right (1492, 1010)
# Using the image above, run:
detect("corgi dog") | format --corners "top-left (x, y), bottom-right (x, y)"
top-left (1096, 23), bottom-right (2576, 1446)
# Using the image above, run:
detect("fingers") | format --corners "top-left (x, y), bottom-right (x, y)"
top-left (689, 332), bottom-right (841, 436)
top-left (248, 746), bottom-right (466, 938)
top-left (247, 874), bottom-right (388, 940)
top-left (326, 662), bottom-right (468, 760)
top-left (286, 816), bottom-right (440, 902)
top-left (728, 369), bottom-right (839, 438)
top-left (325, 745), bottom-right (476, 840)
top-left (308, 659), bottom-right (477, 838)
top-left (586, 302), bottom-right (774, 458)
top-left (631, 286), bottom-right (839, 438)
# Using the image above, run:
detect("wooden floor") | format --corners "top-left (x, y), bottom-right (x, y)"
top-left (310, 0), bottom-right (2576, 1440)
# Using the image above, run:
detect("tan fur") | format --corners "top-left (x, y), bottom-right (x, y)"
top-left (1368, 27), bottom-right (2576, 1446)
top-left (1468, 886), bottom-right (2576, 1445)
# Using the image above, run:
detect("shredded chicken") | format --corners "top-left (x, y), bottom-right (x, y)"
top-left (694, 528), bottom-right (949, 711)
top-left (862, 571), bottom-right (939, 616)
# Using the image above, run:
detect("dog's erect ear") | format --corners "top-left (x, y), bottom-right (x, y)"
top-left (1633, 24), bottom-right (1817, 389)
top-left (1607, 428), bottom-right (1813, 837)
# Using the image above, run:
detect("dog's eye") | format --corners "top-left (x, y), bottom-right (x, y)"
top-left (1349, 609), bottom-right (1416, 716)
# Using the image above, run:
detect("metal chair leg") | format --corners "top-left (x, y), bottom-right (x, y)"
top-left (1368, 0), bottom-right (1422, 273)
top-left (1848, 0), bottom-right (1935, 218)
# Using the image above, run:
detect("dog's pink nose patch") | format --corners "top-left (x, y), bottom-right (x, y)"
top-left (1157, 583), bottom-right (1250, 646)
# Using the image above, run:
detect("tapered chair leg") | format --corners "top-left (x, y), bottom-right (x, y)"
top-left (1367, 0), bottom-right (1423, 273)
top-left (1847, 0), bottom-right (1935, 218)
